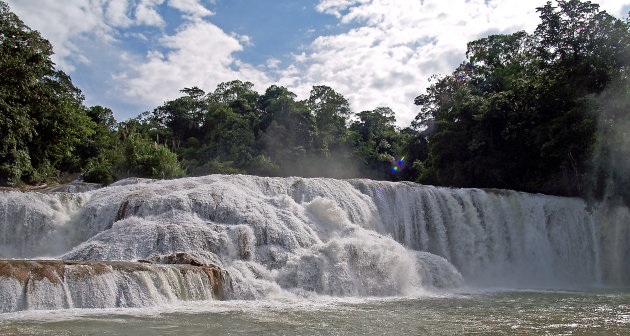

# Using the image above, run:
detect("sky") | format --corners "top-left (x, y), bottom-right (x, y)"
top-left (6, 0), bottom-right (630, 127)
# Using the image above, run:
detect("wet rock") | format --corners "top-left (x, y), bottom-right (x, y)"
top-left (144, 252), bottom-right (215, 268)
top-left (0, 259), bottom-right (229, 313)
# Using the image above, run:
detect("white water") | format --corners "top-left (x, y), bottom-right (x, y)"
top-left (0, 192), bottom-right (89, 258)
top-left (1, 175), bottom-right (628, 312)
top-left (0, 262), bottom-right (220, 313)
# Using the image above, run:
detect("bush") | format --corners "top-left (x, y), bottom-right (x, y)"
top-left (82, 155), bottom-right (115, 184)
top-left (119, 133), bottom-right (185, 180)
top-left (188, 159), bottom-right (245, 176)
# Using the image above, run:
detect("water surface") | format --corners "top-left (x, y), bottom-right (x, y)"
top-left (2, 289), bottom-right (629, 335)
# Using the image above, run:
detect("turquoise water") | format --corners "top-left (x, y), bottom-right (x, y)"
top-left (2, 289), bottom-right (629, 335)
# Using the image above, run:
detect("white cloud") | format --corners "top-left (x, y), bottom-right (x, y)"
top-left (286, 0), bottom-right (550, 126)
top-left (4, 0), bottom-right (213, 79)
top-left (4, 0), bottom-right (267, 118)
top-left (266, 58), bottom-right (282, 69)
top-left (120, 20), bottom-right (270, 107)
top-left (5, 0), bottom-right (169, 71)
top-left (315, 0), bottom-right (367, 18)
top-left (106, 0), bottom-right (133, 27)
top-left (597, 0), bottom-right (630, 17)
top-left (5, 0), bottom-right (113, 71)
top-left (135, 0), bottom-right (165, 27)
top-left (281, 0), bottom-right (630, 127)
top-left (167, 0), bottom-right (214, 18)
top-left (6, 0), bottom-right (630, 123)
top-left (232, 33), bottom-right (252, 46)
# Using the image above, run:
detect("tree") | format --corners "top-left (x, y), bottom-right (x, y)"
top-left (412, 0), bottom-right (630, 196)
top-left (149, 86), bottom-right (207, 147)
top-left (76, 106), bottom-right (117, 168)
top-left (536, 0), bottom-right (630, 94)
top-left (204, 80), bottom-right (259, 166)
top-left (256, 85), bottom-right (315, 175)
top-left (350, 107), bottom-right (400, 178)
top-left (83, 121), bottom-right (186, 183)
top-left (0, 1), bottom-right (93, 185)
top-left (118, 128), bottom-right (185, 180)
top-left (210, 80), bottom-right (260, 117)
top-left (307, 85), bottom-right (352, 157)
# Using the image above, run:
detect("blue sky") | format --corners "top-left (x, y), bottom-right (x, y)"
top-left (7, 0), bottom-right (630, 126)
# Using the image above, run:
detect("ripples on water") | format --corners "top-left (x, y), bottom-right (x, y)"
top-left (2, 290), bottom-right (629, 335)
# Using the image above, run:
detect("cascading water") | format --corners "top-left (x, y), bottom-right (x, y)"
top-left (355, 182), bottom-right (606, 287)
top-left (0, 191), bottom-right (89, 258)
top-left (0, 260), bottom-right (226, 313)
top-left (0, 174), bottom-right (628, 313)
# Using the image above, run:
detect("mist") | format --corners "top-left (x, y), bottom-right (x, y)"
top-left (589, 72), bottom-right (630, 205)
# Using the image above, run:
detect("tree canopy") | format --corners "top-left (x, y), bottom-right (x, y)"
top-left (0, 0), bottom-right (184, 186)
top-left (414, 0), bottom-right (630, 199)
top-left (0, 1), bottom-right (92, 185)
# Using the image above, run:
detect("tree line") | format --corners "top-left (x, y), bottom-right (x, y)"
top-left (414, 0), bottom-right (630, 204)
top-left (120, 81), bottom-right (423, 181)
top-left (2, 0), bottom-right (629, 205)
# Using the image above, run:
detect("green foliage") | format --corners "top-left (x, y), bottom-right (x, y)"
top-left (257, 86), bottom-right (316, 175)
top-left (82, 124), bottom-right (186, 184)
top-left (246, 154), bottom-right (280, 176)
top-left (82, 154), bottom-right (115, 184)
top-left (188, 159), bottom-right (245, 176)
top-left (307, 85), bottom-right (353, 157)
top-left (8, 0), bottom-right (627, 198)
top-left (140, 81), bottom-right (390, 180)
top-left (116, 125), bottom-right (186, 180)
top-left (350, 107), bottom-right (400, 178)
top-left (76, 106), bottom-right (118, 170)
top-left (413, 0), bottom-right (630, 197)
top-left (0, 1), bottom-right (96, 186)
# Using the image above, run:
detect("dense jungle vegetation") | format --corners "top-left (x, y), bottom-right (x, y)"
top-left (1, 0), bottom-right (629, 204)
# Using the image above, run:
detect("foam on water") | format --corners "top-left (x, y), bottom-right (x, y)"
top-left (0, 191), bottom-right (90, 258)
top-left (1, 174), bottom-right (628, 313)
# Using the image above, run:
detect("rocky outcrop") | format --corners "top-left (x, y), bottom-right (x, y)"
top-left (0, 260), bottom-right (229, 313)
top-left (139, 252), bottom-right (212, 267)
top-left (0, 182), bottom-right (100, 193)
top-left (138, 252), bottom-right (228, 299)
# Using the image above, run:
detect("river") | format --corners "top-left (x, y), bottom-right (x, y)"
top-left (1, 175), bottom-right (628, 333)
top-left (2, 290), bottom-right (629, 335)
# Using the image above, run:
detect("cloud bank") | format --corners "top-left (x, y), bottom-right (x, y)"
top-left (6, 0), bottom-right (630, 125)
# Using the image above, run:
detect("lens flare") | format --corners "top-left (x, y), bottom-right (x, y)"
top-left (392, 155), bottom-right (406, 173)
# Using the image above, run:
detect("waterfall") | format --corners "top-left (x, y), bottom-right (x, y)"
top-left (354, 183), bottom-right (606, 287)
top-left (0, 175), bottom-right (628, 312)
top-left (0, 260), bottom-right (226, 313)
top-left (0, 191), bottom-right (89, 258)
